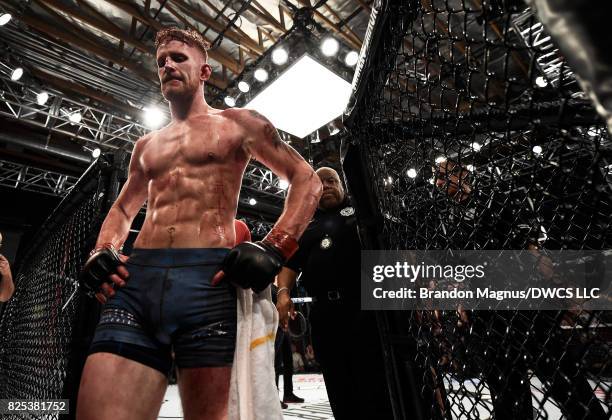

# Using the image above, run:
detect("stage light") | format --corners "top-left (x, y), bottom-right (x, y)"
top-left (92, 148), bottom-right (101, 159)
top-left (387, 176), bottom-right (393, 184)
top-left (143, 107), bottom-right (165, 129)
top-left (345, 51), bottom-right (359, 66)
top-left (0, 13), bottom-right (11, 26)
top-left (69, 111), bottom-right (82, 124)
top-left (435, 156), bottom-right (447, 164)
top-left (532, 145), bottom-right (543, 156)
top-left (471, 142), bottom-right (482, 152)
top-left (249, 198), bottom-right (257, 206)
top-left (535, 76), bottom-right (548, 87)
top-left (407, 168), bottom-right (417, 178)
top-left (429, 178), bottom-right (435, 185)
top-left (10, 67), bottom-right (23, 81)
top-left (279, 179), bottom-right (289, 190)
top-left (272, 48), bottom-right (288, 65)
top-left (467, 164), bottom-right (474, 171)
top-left (254, 68), bottom-right (268, 82)
top-left (246, 55), bottom-right (352, 138)
top-left (238, 81), bottom-right (250, 93)
top-left (328, 121), bottom-right (340, 135)
top-left (224, 96), bottom-right (236, 107)
top-left (321, 38), bottom-right (339, 56)
top-left (36, 91), bottom-right (49, 105)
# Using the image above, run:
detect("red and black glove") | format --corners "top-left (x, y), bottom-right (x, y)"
top-left (212, 227), bottom-right (298, 293)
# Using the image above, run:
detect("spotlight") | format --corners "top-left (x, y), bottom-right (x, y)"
top-left (69, 111), bottom-right (82, 124)
top-left (143, 106), bottom-right (165, 129)
top-left (471, 142), bottom-right (482, 152)
top-left (532, 145), bottom-right (543, 156)
top-left (254, 68), bottom-right (268, 82)
top-left (311, 131), bottom-right (321, 144)
top-left (0, 13), bottom-right (11, 26)
top-left (467, 164), bottom-right (474, 172)
top-left (36, 91), bottom-right (49, 105)
top-left (435, 156), bottom-right (447, 164)
top-left (586, 126), bottom-right (599, 138)
top-left (387, 176), bottom-right (393, 184)
top-left (535, 76), bottom-right (548, 87)
top-left (271, 48), bottom-right (288, 66)
top-left (321, 37), bottom-right (339, 57)
top-left (344, 51), bottom-right (359, 67)
top-left (92, 148), bottom-right (101, 159)
top-left (429, 178), bottom-right (435, 185)
top-left (278, 179), bottom-right (289, 190)
top-left (406, 168), bottom-right (417, 178)
top-left (248, 198), bottom-right (257, 206)
top-left (10, 67), bottom-right (23, 81)
top-left (328, 121), bottom-right (340, 135)
top-left (224, 96), bottom-right (236, 107)
top-left (238, 81), bottom-right (250, 93)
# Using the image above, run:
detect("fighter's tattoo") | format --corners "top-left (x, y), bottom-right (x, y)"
top-left (249, 110), bottom-right (303, 164)
top-left (248, 109), bottom-right (268, 122)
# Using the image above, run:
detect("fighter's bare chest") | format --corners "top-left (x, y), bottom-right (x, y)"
top-left (140, 121), bottom-right (244, 177)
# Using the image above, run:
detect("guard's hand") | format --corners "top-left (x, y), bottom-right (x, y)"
top-left (276, 292), bottom-right (296, 331)
top-left (0, 254), bottom-right (12, 282)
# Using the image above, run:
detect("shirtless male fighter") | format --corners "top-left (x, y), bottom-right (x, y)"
top-left (76, 28), bottom-right (321, 420)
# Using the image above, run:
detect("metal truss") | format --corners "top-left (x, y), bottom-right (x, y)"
top-left (0, 159), bottom-right (78, 197)
top-left (244, 219), bottom-right (274, 238)
top-left (0, 71), bottom-right (147, 150)
top-left (0, 71), bottom-right (287, 210)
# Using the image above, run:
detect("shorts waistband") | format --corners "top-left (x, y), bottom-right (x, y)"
top-left (127, 248), bottom-right (230, 267)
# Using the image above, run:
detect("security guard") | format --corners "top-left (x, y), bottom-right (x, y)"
top-left (276, 167), bottom-right (392, 420)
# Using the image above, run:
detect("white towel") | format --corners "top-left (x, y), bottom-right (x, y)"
top-left (228, 286), bottom-right (283, 420)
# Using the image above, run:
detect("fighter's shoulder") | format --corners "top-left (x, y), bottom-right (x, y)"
top-left (223, 107), bottom-right (271, 127)
top-left (134, 131), bottom-right (156, 149)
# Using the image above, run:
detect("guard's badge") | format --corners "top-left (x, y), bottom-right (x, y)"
top-left (340, 207), bottom-right (355, 217)
top-left (320, 237), bottom-right (332, 249)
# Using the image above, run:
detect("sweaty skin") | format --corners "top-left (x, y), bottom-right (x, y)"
top-left (78, 35), bottom-right (321, 420)
top-left (95, 42), bottom-right (321, 257)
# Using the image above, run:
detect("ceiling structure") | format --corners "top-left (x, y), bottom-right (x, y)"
top-left (0, 0), bottom-right (372, 226)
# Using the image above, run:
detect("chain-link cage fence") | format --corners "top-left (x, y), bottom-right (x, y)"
top-left (344, 1), bottom-right (612, 419)
top-left (0, 154), bottom-right (125, 419)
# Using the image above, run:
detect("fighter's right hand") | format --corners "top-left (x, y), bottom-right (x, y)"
top-left (276, 291), bottom-right (296, 331)
top-left (79, 244), bottom-right (129, 302)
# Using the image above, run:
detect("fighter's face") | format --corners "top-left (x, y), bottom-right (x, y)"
top-left (317, 168), bottom-right (345, 210)
top-left (156, 40), bottom-right (211, 102)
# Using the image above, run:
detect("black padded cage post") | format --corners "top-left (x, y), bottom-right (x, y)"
top-left (344, 0), bottom-right (612, 419)
top-left (0, 151), bottom-right (128, 419)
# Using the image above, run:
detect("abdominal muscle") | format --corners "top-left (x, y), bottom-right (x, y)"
top-left (133, 166), bottom-right (241, 249)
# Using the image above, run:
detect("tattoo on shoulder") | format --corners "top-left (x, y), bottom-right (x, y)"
top-left (264, 123), bottom-right (283, 148)
top-left (248, 109), bottom-right (269, 122)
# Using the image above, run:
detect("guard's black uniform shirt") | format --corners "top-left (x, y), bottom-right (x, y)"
top-left (285, 199), bottom-right (360, 306)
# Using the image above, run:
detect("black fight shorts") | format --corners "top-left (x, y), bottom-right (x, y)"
top-left (89, 248), bottom-right (237, 376)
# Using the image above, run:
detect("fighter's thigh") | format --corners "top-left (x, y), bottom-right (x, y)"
top-left (177, 366), bottom-right (232, 420)
top-left (77, 352), bottom-right (167, 420)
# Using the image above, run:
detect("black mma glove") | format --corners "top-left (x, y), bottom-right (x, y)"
top-left (212, 227), bottom-right (299, 293)
top-left (79, 245), bottom-right (123, 297)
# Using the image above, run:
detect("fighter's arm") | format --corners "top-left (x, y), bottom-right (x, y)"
top-left (0, 254), bottom-right (15, 302)
top-left (239, 110), bottom-right (322, 241)
top-left (95, 137), bottom-right (149, 250)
